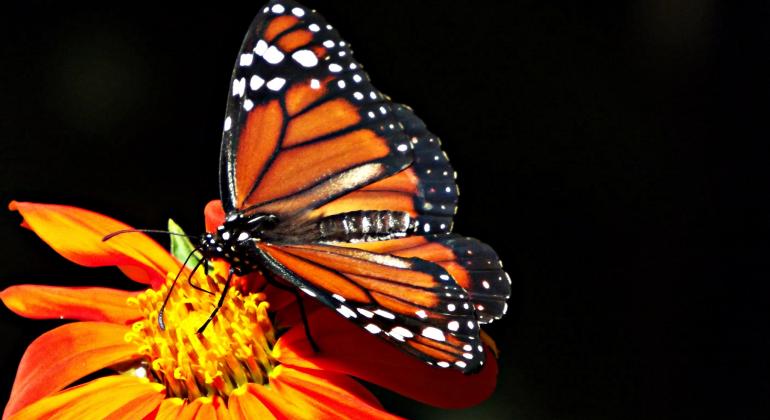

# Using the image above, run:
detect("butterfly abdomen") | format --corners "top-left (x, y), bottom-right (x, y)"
top-left (317, 210), bottom-right (415, 243)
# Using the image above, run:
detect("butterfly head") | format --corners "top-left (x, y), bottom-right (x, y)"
top-left (200, 212), bottom-right (278, 275)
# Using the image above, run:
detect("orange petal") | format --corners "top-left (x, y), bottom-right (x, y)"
top-left (155, 398), bottom-right (186, 420)
top-left (9, 201), bottom-right (179, 288)
top-left (250, 366), bottom-right (400, 419)
top-left (204, 200), bottom-right (226, 233)
top-left (228, 386), bottom-right (275, 420)
top-left (4, 322), bottom-right (138, 417)
top-left (0, 285), bottom-right (141, 324)
top-left (274, 309), bottom-right (498, 409)
top-left (8, 376), bottom-right (164, 420)
top-left (177, 396), bottom-right (229, 420)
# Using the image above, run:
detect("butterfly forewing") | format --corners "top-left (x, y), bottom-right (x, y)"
top-left (217, 0), bottom-right (510, 373)
top-left (220, 0), bottom-right (412, 217)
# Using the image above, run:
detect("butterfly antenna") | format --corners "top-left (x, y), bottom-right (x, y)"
top-left (158, 245), bottom-right (203, 331)
top-left (102, 229), bottom-right (199, 242)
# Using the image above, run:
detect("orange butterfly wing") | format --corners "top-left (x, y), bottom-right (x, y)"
top-left (256, 241), bottom-right (487, 372)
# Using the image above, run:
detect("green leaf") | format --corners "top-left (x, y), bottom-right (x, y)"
top-left (168, 219), bottom-right (200, 269)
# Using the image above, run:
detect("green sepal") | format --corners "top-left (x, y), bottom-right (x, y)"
top-left (168, 219), bottom-right (201, 269)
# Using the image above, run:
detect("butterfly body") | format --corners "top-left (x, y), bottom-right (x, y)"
top-left (202, 0), bottom-right (512, 373)
top-left (200, 212), bottom-right (276, 276)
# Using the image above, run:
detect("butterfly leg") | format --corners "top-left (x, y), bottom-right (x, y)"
top-left (263, 272), bottom-right (320, 353)
top-left (187, 258), bottom-right (215, 295)
top-left (197, 268), bottom-right (235, 334)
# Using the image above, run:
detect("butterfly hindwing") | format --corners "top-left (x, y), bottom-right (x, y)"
top-left (255, 241), bottom-right (487, 373)
top-left (338, 234), bottom-right (512, 324)
top-left (220, 0), bottom-right (412, 217)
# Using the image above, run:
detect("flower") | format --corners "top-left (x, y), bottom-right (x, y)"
top-left (1, 201), bottom-right (499, 419)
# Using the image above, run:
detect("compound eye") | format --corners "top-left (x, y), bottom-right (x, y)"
top-left (237, 232), bottom-right (250, 242)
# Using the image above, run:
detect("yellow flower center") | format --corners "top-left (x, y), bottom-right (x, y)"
top-left (124, 270), bottom-right (277, 400)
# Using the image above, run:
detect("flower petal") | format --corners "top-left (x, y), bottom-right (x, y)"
top-left (274, 309), bottom-right (498, 409)
top-left (155, 398), bottom-right (186, 420)
top-left (9, 201), bottom-right (179, 287)
top-left (204, 200), bottom-right (225, 233)
top-left (8, 376), bottom-right (164, 420)
top-left (228, 386), bottom-right (275, 420)
top-left (178, 396), bottom-right (229, 420)
top-left (0, 285), bottom-right (141, 324)
top-left (4, 322), bottom-right (138, 417)
top-left (252, 366), bottom-right (400, 419)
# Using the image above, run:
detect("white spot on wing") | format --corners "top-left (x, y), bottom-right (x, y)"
top-left (264, 46), bottom-right (285, 64)
top-left (447, 321), bottom-right (459, 331)
top-left (415, 310), bottom-right (428, 319)
top-left (365, 323), bottom-right (381, 334)
top-left (300, 287), bottom-right (316, 297)
top-left (254, 39), bottom-right (268, 56)
top-left (310, 79), bottom-right (321, 89)
top-left (224, 117), bottom-right (232, 131)
top-left (437, 361), bottom-right (450, 368)
top-left (267, 77), bottom-right (287, 91)
top-left (332, 294), bottom-right (346, 302)
top-left (250, 75), bottom-right (265, 91)
top-left (357, 308), bottom-right (374, 318)
top-left (397, 144), bottom-right (408, 152)
top-left (422, 327), bottom-right (446, 342)
top-left (232, 78), bottom-right (246, 97)
top-left (374, 309), bottom-right (395, 319)
top-left (292, 49), bottom-right (318, 67)
top-left (309, 23), bottom-right (321, 32)
top-left (337, 305), bottom-right (357, 318)
top-left (271, 4), bottom-right (285, 13)
top-left (390, 326), bottom-right (414, 339)
top-left (329, 63), bottom-right (343, 73)
top-left (291, 7), bottom-right (305, 17)
top-left (240, 53), bottom-right (254, 66)
top-left (243, 99), bottom-right (254, 111)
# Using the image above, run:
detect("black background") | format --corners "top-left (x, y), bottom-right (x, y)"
top-left (0, 1), bottom-right (768, 419)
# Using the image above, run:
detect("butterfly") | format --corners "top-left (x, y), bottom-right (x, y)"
top-left (188, 0), bottom-right (511, 374)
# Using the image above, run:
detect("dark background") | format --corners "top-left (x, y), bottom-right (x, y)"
top-left (0, 1), bottom-right (768, 419)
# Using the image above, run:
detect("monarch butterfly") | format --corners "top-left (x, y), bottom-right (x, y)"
top-left (178, 0), bottom-right (511, 373)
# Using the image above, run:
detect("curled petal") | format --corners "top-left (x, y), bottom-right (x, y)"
top-left (275, 309), bottom-right (498, 409)
top-left (0, 285), bottom-right (141, 324)
top-left (8, 376), bottom-right (164, 420)
top-left (204, 200), bottom-right (226, 233)
top-left (4, 322), bottom-right (138, 417)
top-left (9, 201), bottom-right (179, 288)
top-left (253, 366), bottom-right (400, 419)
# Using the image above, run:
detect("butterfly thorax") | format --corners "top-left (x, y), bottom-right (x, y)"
top-left (200, 212), bottom-right (277, 275)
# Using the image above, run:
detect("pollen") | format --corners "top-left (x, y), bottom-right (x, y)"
top-left (124, 271), bottom-right (277, 401)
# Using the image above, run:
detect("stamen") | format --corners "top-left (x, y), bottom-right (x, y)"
top-left (125, 269), bottom-right (278, 400)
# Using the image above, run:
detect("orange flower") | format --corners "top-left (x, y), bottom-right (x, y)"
top-left (1, 201), bottom-right (498, 419)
